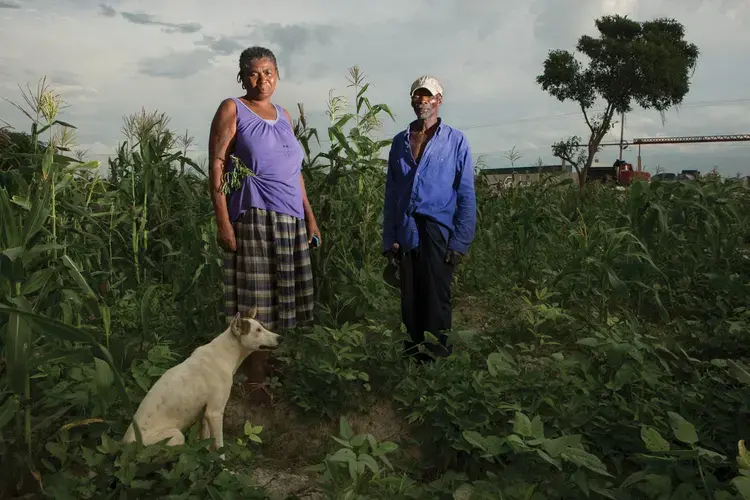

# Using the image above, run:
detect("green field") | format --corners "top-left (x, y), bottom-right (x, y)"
top-left (2, 71), bottom-right (750, 499)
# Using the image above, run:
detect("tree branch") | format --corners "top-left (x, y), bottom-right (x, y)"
top-left (594, 102), bottom-right (615, 144)
top-left (580, 102), bottom-right (594, 134)
top-left (555, 151), bottom-right (581, 174)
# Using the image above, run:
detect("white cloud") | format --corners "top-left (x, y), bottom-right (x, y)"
top-left (0, 0), bottom-right (747, 174)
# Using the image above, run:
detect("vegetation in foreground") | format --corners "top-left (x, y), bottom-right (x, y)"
top-left (1, 28), bottom-right (750, 500)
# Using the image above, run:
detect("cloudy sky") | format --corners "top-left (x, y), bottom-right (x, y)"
top-left (1, 0), bottom-right (748, 175)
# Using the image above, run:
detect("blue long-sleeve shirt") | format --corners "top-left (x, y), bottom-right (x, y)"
top-left (382, 120), bottom-right (476, 255)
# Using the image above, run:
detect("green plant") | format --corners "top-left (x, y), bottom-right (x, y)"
top-left (306, 417), bottom-right (415, 499)
top-left (2, 61), bottom-right (750, 500)
top-left (276, 322), bottom-right (400, 418)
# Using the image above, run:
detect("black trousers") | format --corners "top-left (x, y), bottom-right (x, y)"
top-left (399, 217), bottom-right (454, 360)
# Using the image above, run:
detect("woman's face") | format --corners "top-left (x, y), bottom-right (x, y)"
top-left (243, 57), bottom-right (277, 99)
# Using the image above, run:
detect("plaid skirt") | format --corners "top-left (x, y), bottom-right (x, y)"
top-left (223, 207), bottom-right (314, 332)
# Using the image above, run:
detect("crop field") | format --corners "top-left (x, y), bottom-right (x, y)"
top-left (2, 70), bottom-right (750, 499)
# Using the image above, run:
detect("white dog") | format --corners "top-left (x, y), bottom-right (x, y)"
top-left (122, 306), bottom-right (280, 450)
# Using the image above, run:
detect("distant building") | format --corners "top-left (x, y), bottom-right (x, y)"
top-left (480, 164), bottom-right (575, 188)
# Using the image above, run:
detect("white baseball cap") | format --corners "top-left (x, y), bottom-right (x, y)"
top-left (410, 76), bottom-right (443, 97)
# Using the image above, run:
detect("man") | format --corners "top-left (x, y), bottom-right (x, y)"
top-left (382, 75), bottom-right (476, 361)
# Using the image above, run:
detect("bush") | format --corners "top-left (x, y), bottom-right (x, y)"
top-left (1, 70), bottom-right (750, 499)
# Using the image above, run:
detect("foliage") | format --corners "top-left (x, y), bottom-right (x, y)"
top-left (1, 61), bottom-right (750, 500)
top-left (304, 417), bottom-right (415, 498)
top-left (41, 433), bottom-right (268, 500)
top-left (536, 14), bottom-right (700, 189)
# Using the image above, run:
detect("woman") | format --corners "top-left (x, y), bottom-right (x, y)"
top-left (208, 46), bottom-right (320, 397)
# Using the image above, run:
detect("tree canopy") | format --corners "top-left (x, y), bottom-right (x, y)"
top-left (536, 14), bottom-right (699, 188)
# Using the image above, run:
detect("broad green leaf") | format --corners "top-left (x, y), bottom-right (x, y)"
top-left (572, 469), bottom-right (589, 497)
top-left (206, 485), bottom-right (227, 500)
top-left (329, 448), bottom-right (357, 463)
top-left (331, 436), bottom-right (353, 449)
top-left (0, 305), bottom-right (141, 443)
top-left (22, 183), bottom-right (51, 246)
top-left (739, 440), bottom-right (750, 470)
top-left (641, 426), bottom-right (670, 452)
top-left (590, 485), bottom-right (617, 500)
top-left (21, 267), bottom-right (55, 296)
top-left (358, 453), bottom-right (379, 474)
top-left (514, 412), bottom-right (533, 437)
top-left (667, 412), bottom-right (699, 445)
top-left (560, 447), bottom-right (612, 477)
top-left (715, 491), bottom-right (739, 500)
top-left (696, 446), bottom-right (726, 464)
top-left (543, 434), bottom-right (583, 458)
top-left (94, 357), bottom-right (114, 391)
top-left (2, 246), bottom-right (23, 261)
top-left (506, 434), bottom-right (526, 449)
top-left (531, 415), bottom-right (545, 439)
top-left (5, 312), bottom-right (32, 395)
top-left (376, 441), bottom-right (398, 454)
top-left (463, 431), bottom-right (485, 450)
top-left (23, 243), bottom-right (65, 263)
top-left (620, 470), bottom-right (649, 489)
top-left (670, 483), bottom-right (701, 500)
top-left (350, 435), bottom-right (367, 447)
top-left (577, 338), bottom-right (600, 347)
top-left (10, 195), bottom-right (30, 210)
top-left (535, 449), bottom-right (562, 470)
top-left (0, 187), bottom-right (20, 248)
top-left (0, 395), bottom-right (20, 431)
top-left (339, 416), bottom-right (354, 440)
top-left (487, 350), bottom-right (518, 376)
top-left (62, 255), bottom-right (96, 298)
top-left (728, 360), bottom-right (750, 386)
top-left (733, 476), bottom-right (750, 499)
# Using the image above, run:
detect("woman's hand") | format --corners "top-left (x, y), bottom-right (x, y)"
top-left (307, 217), bottom-right (321, 247)
top-left (217, 222), bottom-right (237, 252)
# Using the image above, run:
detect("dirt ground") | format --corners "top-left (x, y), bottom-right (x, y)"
top-left (223, 387), bottom-right (415, 499)
top-left (221, 294), bottom-right (494, 499)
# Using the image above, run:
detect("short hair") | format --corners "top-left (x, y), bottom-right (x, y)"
top-left (237, 46), bottom-right (279, 88)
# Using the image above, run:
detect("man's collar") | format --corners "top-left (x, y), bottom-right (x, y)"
top-left (405, 117), bottom-right (444, 139)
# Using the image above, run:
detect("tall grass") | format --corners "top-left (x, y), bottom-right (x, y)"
top-left (1, 69), bottom-right (750, 498)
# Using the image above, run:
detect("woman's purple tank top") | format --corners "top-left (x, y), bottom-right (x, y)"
top-left (225, 98), bottom-right (304, 222)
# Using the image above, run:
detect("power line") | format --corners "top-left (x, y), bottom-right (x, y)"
top-left (473, 141), bottom-right (750, 158)
top-left (308, 97), bottom-right (750, 145)
top-left (70, 96), bottom-right (750, 158)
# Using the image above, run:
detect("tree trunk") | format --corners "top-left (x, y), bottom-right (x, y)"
top-left (578, 168), bottom-right (587, 196)
top-left (578, 152), bottom-right (596, 196)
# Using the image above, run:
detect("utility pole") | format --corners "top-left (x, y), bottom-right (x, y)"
top-left (618, 112), bottom-right (626, 160)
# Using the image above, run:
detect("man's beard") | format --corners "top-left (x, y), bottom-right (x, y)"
top-left (414, 103), bottom-right (433, 120)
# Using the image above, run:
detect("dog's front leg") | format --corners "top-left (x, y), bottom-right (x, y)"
top-left (200, 412), bottom-right (211, 442)
top-left (205, 409), bottom-right (225, 453)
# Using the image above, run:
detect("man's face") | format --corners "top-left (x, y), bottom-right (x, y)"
top-left (411, 88), bottom-right (441, 120)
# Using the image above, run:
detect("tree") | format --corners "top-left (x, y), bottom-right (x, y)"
top-left (536, 14), bottom-right (699, 192)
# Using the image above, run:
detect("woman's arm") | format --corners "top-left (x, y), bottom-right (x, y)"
top-left (299, 173), bottom-right (316, 224)
top-left (209, 99), bottom-right (238, 250)
top-left (209, 99), bottom-right (237, 228)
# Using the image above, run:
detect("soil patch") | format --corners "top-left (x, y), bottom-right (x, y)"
top-left (223, 386), bottom-right (414, 498)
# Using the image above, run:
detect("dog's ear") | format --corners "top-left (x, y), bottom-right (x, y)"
top-left (242, 305), bottom-right (258, 320)
top-left (230, 312), bottom-right (243, 337)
